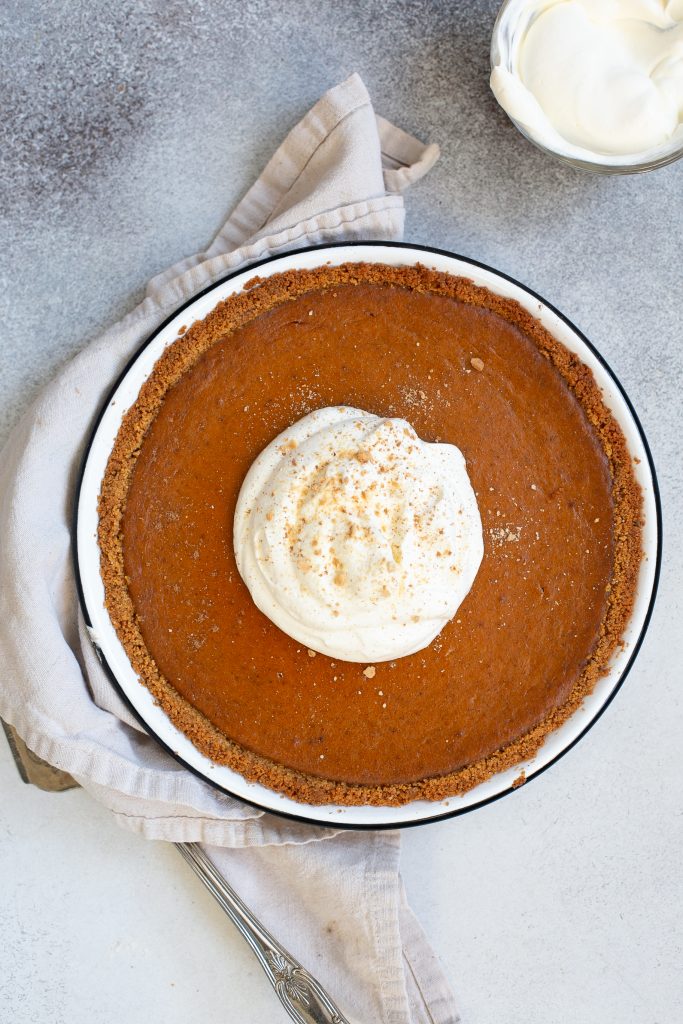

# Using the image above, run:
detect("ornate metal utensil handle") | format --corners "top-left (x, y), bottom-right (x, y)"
top-left (176, 842), bottom-right (350, 1024)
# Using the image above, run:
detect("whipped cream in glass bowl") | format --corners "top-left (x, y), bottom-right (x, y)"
top-left (234, 406), bottom-right (484, 663)
top-left (491, 0), bottom-right (683, 172)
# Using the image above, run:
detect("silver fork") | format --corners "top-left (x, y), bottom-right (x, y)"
top-left (176, 842), bottom-right (351, 1024)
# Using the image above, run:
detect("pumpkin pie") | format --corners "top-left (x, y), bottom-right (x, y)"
top-left (98, 262), bottom-right (642, 805)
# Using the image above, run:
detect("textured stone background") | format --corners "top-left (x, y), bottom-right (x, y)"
top-left (2, 2), bottom-right (682, 1023)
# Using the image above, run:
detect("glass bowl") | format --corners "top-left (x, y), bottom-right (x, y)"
top-left (491, 0), bottom-right (683, 174)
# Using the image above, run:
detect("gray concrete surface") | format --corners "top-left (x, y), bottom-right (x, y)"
top-left (1, 2), bottom-right (682, 1023)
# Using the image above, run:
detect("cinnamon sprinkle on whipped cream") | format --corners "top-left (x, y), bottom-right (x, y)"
top-left (233, 406), bottom-right (483, 662)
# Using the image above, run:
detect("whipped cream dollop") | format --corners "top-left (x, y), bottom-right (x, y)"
top-left (491, 0), bottom-right (683, 161)
top-left (234, 407), bottom-right (483, 663)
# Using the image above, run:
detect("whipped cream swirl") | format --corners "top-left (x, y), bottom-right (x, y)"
top-left (234, 407), bottom-right (483, 662)
top-left (491, 0), bottom-right (683, 162)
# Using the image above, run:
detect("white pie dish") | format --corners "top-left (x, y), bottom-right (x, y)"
top-left (74, 241), bottom-right (661, 829)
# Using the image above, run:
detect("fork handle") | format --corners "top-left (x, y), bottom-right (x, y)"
top-left (175, 842), bottom-right (351, 1024)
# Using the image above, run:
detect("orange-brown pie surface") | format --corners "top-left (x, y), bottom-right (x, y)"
top-left (99, 263), bottom-right (642, 805)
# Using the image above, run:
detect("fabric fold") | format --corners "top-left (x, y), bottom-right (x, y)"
top-left (0, 73), bottom-right (455, 1023)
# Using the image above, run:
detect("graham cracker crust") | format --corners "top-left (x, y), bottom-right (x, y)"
top-left (98, 263), bottom-right (643, 806)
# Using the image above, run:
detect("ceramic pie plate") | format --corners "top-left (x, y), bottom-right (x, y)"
top-left (74, 242), bottom-right (661, 829)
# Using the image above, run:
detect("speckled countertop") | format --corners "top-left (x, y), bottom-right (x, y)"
top-left (1, 2), bottom-right (682, 1022)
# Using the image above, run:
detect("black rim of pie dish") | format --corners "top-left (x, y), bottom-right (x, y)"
top-left (72, 240), bottom-right (663, 831)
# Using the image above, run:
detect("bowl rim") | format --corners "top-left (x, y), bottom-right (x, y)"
top-left (73, 240), bottom-right (662, 830)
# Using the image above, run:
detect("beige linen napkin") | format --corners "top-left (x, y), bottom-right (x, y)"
top-left (0, 73), bottom-right (456, 1023)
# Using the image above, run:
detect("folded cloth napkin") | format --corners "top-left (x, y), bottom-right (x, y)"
top-left (0, 73), bottom-right (457, 1023)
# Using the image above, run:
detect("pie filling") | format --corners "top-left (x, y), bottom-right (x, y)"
top-left (98, 263), bottom-right (642, 805)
